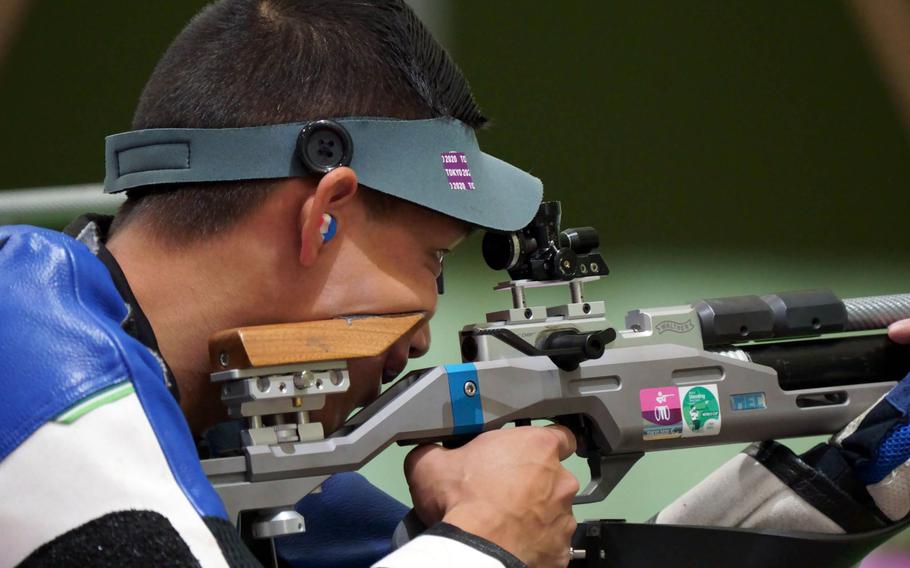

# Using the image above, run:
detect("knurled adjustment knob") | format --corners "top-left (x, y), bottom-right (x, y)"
top-left (553, 248), bottom-right (578, 279)
top-left (297, 119), bottom-right (354, 174)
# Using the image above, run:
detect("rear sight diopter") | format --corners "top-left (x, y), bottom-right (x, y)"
top-left (481, 201), bottom-right (608, 282)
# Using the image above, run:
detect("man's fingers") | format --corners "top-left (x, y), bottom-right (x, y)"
top-left (889, 319), bottom-right (910, 345)
top-left (544, 424), bottom-right (578, 460)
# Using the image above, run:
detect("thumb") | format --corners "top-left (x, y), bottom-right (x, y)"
top-left (404, 444), bottom-right (449, 526)
top-left (404, 443), bottom-right (447, 479)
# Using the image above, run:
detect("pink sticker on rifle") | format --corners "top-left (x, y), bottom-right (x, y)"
top-left (441, 152), bottom-right (475, 190)
top-left (640, 386), bottom-right (683, 440)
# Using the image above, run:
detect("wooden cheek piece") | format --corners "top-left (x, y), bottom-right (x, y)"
top-left (208, 313), bottom-right (426, 371)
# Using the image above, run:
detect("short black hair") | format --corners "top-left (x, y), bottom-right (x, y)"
top-left (112, 0), bottom-right (487, 240)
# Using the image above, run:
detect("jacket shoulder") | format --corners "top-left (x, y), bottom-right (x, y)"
top-left (0, 225), bottom-right (134, 459)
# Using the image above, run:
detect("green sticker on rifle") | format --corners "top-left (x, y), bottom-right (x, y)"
top-left (680, 384), bottom-right (721, 437)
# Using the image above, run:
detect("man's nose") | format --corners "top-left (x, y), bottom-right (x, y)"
top-left (409, 322), bottom-right (431, 358)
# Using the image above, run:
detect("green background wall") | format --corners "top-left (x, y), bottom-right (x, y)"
top-left (2, 0), bottom-right (908, 556)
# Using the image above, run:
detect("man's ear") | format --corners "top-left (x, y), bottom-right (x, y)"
top-left (299, 167), bottom-right (359, 267)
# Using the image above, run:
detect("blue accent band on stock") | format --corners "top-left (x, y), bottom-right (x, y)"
top-left (444, 363), bottom-right (484, 435)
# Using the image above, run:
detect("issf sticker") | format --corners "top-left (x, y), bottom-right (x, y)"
top-left (680, 384), bottom-right (721, 437)
top-left (640, 387), bottom-right (682, 441)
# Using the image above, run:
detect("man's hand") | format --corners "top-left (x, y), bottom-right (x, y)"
top-left (890, 319), bottom-right (910, 344)
top-left (404, 425), bottom-right (579, 568)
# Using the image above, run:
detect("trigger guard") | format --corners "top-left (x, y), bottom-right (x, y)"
top-left (574, 452), bottom-right (643, 505)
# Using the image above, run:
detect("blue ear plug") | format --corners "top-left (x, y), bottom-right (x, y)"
top-left (320, 213), bottom-right (337, 243)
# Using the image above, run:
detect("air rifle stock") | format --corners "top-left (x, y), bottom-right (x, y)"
top-left (201, 202), bottom-right (910, 567)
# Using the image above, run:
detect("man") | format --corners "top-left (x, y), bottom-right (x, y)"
top-left (0, 1), bottom-right (576, 566)
top-left (1, 1), bottom-right (909, 567)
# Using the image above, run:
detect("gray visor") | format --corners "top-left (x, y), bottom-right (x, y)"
top-left (104, 117), bottom-right (542, 231)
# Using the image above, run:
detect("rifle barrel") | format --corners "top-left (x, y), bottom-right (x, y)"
top-left (730, 334), bottom-right (910, 391)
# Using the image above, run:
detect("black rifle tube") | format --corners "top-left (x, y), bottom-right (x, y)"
top-left (695, 291), bottom-right (910, 347)
top-left (738, 335), bottom-right (910, 391)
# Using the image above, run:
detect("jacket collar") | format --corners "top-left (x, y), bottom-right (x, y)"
top-left (64, 214), bottom-right (180, 402)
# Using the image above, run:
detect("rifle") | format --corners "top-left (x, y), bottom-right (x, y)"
top-left (202, 201), bottom-right (910, 567)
